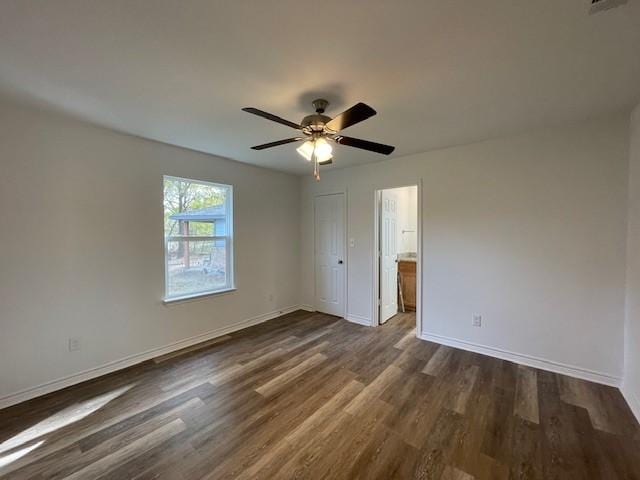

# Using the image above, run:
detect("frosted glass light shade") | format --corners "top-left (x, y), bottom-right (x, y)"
top-left (296, 140), bottom-right (315, 161)
top-left (314, 138), bottom-right (332, 162)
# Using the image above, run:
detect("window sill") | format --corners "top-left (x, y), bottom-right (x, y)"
top-left (163, 288), bottom-right (237, 305)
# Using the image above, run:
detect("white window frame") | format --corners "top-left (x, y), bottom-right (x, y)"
top-left (163, 175), bottom-right (235, 302)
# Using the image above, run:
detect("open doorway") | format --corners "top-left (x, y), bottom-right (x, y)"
top-left (374, 185), bottom-right (419, 330)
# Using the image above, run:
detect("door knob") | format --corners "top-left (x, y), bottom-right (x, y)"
top-left (338, 260), bottom-right (343, 264)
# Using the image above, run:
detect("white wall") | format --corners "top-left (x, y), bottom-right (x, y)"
top-left (0, 97), bottom-right (632, 407)
top-left (405, 186), bottom-right (418, 253)
top-left (301, 115), bottom-right (629, 384)
top-left (387, 186), bottom-right (418, 254)
top-left (0, 99), bottom-right (301, 404)
top-left (623, 103), bottom-right (640, 418)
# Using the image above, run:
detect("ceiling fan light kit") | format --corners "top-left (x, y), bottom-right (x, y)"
top-left (296, 137), bottom-right (333, 164)
top-left (242, 98), bottom-right (395, 180)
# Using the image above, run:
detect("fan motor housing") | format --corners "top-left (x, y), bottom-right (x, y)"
top-left (301, 113), bottom-right (332, 133)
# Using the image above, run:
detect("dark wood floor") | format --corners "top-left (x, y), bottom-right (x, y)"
top-left (1, 310), bottom-right (639, 479)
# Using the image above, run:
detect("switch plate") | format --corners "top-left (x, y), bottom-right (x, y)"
top-left (349, 238), bottom-right (355, 248)
top-left (472, 315), bottom-right (482, 327)
top-left (68, 337), bottom-right (81, 351)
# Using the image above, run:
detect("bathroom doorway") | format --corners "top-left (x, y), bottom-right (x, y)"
top-left (374, 185), bottom-right (419, 328)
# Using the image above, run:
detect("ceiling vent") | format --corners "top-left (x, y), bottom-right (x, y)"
top-left (589, 0), bottom-right (629, 14)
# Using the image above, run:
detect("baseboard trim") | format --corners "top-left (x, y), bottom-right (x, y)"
top-left (621, 383), bottom-right (640, 423)
top-left (346, 314), bottom-right (372, 327)
top-left (299, 304), bottom-right (315, 312)
top-left (0, 305), bottom-right (304, 410)
top-left (419, 332), bottom-right (621, 387)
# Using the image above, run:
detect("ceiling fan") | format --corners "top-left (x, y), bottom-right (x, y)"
top-left (242, 99), bottom-right (395, 180)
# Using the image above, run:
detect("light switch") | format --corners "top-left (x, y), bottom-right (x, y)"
top-left (349, 238), bottom-right (355, 248)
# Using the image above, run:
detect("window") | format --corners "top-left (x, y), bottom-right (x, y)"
top-left (163, 176), bottom-right (234, 301)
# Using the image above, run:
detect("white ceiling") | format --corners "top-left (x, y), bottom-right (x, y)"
top-left (1, 1), bottom-right (639, 175)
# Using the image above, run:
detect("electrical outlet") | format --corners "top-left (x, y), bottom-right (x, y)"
top-left (68, 337), bottom-right (81, 352)
top-left (472, 315), bottom-right (482, 327)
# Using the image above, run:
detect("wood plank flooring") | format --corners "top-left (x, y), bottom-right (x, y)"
top-left (1, 310), bottom-right (639, 479)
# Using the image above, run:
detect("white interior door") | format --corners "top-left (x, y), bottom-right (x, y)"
top-left (314, 194), bottom-right (345, 317)
top-left (380, 190), bottom-right (399, 323)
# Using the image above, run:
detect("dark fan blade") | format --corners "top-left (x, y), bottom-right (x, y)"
top-left (242, 107), bottom-right (301, 130)
top-left (332, 135), bottom-right (395, 155)
top-left (318, 158), bottom-right (333, 165)
top-left (250, 137), bottom-right (304, 150)
top-left (325, 103), bottom-right (377, 132)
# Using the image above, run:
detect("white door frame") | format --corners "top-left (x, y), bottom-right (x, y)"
top-left (372, 181), bottom-right (423, 335)
top-left (313, 191), bottom-right (348, 318)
